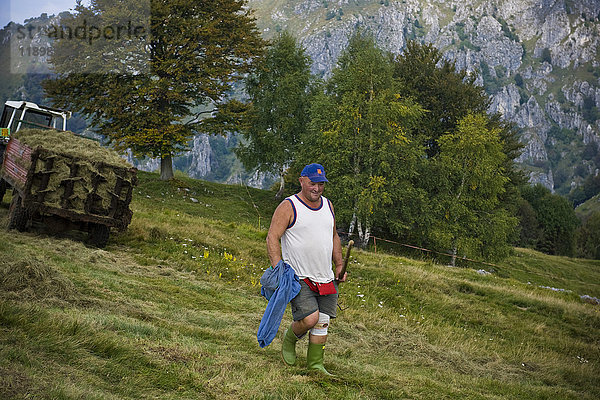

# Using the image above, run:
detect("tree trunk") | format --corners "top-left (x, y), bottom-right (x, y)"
top-left (349, 212), bottom-right (357, 235)
top-left (362, 223), bottom-right (371, 248)
top-left (160, 153), bottom-right (174, 180)
top-left (450, 241), bottom-right (457, 267)
top-left (356, 219), bottom-right (371, 249)
top-left (275, 170), bottom-right (285, 199)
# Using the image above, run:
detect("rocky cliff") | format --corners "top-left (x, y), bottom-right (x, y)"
top-left (249, 0), bottom-right (600, 195)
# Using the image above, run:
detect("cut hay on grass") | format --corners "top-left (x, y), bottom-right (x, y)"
top-left (0, 257), bottom-right (76, 301)
top-left (1, 171), bottom-right (599, 400)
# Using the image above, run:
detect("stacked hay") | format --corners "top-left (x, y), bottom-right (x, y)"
top-left (12, 129), bottom-right (135, 217)
top-left (13, 128), bottom-right (130, 166)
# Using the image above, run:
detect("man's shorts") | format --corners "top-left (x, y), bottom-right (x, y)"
top-left (290, 280), bottom-right (338, 321)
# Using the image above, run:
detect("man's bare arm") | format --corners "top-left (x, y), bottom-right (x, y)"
top-left (330, 204), bottom-right (346, 281)
top-left (266, 200), bottom-right (293, 267)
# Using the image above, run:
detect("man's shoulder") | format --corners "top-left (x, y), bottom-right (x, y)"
top-left (284, 194), bottom-right (302, 208)
top-left (275, 197), bottom-right (294, 215)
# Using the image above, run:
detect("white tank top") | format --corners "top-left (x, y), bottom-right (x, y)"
top-left (281, 194), bottom-right (335, 283)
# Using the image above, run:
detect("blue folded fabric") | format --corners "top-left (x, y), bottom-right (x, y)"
top-left (257, 260), bottom-right (300, 348)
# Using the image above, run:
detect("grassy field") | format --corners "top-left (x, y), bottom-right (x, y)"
top-left (1, 171), bottom-right (599, 399)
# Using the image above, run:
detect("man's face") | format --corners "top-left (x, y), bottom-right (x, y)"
top-left (299, 177), bottom-right (325, 203)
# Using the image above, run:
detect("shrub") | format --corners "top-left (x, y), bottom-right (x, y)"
top-left (514, 73), bottom-right (524, 87)
top-left (520, 185), bottom-right (579, 256)
top-left (541, 48), bottom-right (552, 64)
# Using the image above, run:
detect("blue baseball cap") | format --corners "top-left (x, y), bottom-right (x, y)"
top-left (301, 163), bottom-right (328, 182)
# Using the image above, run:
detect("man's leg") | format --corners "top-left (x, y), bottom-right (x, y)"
top-left (306, 312), bottom-right (332, 375)
top-left (284, 281), bottom-right (320, 366)
top-left (282, 311), bottom-right (319, 365)
top-left (292, 311), bottom-right (319, 337)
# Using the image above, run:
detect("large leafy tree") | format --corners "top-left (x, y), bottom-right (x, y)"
top-left (428, 113), bottom-right (517, 264)
top-left (44, 0), bottom-right (264, 180)
top-left (393, 41), bottom-right (489, 157)
top-left (394, 40), bottom-right (523, 259)
top-left (235, 31), bottom-right (313, 198)
top-left (576, 211), bottom-right (600, 259)
top-left (303, 32), bottom-right (424, 247)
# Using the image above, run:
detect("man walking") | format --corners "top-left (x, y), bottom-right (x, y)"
top-left (266, 163), bottom-right (347, 375)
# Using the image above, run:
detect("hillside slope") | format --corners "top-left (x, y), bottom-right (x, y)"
top-left (575, 193), bottom-right (600, 220)
top-left (1, 172), bottom-right (599, 399)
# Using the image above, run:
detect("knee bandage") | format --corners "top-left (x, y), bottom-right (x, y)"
top-left (310, 313), bottom-right (330, 336)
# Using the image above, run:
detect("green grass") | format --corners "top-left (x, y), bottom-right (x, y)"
top-left (1, 171), bottom-right (599, 399)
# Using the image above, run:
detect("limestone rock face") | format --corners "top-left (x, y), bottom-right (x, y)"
top-left (188, 135), bottom-right (212, 179)
top-left (473, 15), bottom-right (523, 74)
top-left (489, 84), bottom-right (521, 121)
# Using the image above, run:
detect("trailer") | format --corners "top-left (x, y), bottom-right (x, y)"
top-left (1, 128), bottom-right (137, 247)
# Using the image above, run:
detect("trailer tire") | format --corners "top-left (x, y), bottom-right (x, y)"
top-left (88, 223), bottom-right (110, 248)
top-left (8, 193), bottom-right (29, 231)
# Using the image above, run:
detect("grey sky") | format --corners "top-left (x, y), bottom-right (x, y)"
top-left (1, 0), bottom-right (85, 28)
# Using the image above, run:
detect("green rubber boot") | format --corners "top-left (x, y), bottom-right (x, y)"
top-left (307, 342), bottom-right (333, 376)
top-left (281, 327), bottom-right (298, 365)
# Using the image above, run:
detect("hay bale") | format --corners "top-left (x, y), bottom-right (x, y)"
top-left (13, 128), bottom-right (132, 168)
top-left (12, 128), bottom-right (136, 217)
top-left (95, 167), bottom-right (118, 211)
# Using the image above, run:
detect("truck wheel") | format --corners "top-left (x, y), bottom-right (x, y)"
top-left (8, 193), bottom-right (29, 231)
top-left (88, 223), bottom-right (110, 248)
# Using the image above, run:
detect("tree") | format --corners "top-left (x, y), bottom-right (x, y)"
top-left (392, 41), bottom-right (524, 179)
top-left (393, 41), bottom-right (524, 259)
top-left (514, 73), bottom-right (524, 87)
top-left (521, 185), bottom-right (579, 256)
top-left (303, 31), bottom-right (424, 248)
top-left (576, 211), bottom-right (600, 259)
top-left (583, 174), bottom-right (600, 199)
top-left (44, 0), bottom-right (264, 180)
top-left (393, 41), bottom-right (490, 157)
top-left (428, 113), bottom-right (517, 264)
top-left (516, 197), bottom-right (542, 248)
top-left (234, 31), bottom-right (313, 198)
top-left (541, 47), bottom-right (552, 64)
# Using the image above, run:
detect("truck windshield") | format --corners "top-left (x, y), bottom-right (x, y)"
top-left (20, 109), bottom-right (54, 129)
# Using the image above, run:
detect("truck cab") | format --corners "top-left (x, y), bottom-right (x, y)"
top-left (0, 100), bottom-right (71, 143)
top-left (0, 101), bottom-right (72, 201)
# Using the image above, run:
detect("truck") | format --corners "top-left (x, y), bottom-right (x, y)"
top-left (0, 101), bottom-right (137, 247)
